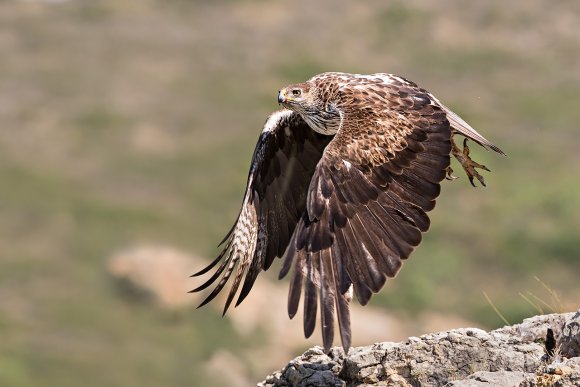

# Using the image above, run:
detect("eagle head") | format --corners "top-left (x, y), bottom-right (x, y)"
top-left (278, 83), bottom-right (314, 107)
top-left (278, 81), bottom-right (341, 135)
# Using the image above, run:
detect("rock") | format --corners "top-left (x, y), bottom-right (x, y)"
top-left (446, 371), bottom-right (531, 386)
top-left (521, 357), bottom-right (580, 386)
top-left (259, 310), bottom-right (580, 387)
top-left (494, 311), bottom-right (571, 344)
top-left (560, 310), bottom-right (580, 358)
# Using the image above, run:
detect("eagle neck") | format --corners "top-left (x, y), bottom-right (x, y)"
top-left (302, 104), bottom-right (342, 136)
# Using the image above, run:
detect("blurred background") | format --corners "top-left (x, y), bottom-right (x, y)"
top-left (0, 0), bottom-right (579, 386)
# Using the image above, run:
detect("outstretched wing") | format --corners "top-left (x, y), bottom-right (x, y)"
top-left (191, 110), bottom-right (332, 314)
top-left (279, 82), bottom-right (452, 352)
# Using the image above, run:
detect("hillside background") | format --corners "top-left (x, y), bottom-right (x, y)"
top-left (0, 1), bottom-right (579, 386)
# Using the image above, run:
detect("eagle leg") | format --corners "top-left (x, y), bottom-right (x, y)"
top-left (451, 138), bottom-right (490, 187)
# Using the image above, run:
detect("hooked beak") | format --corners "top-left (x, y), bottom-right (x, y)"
top-left (277, 89), bottom-right (286, 104)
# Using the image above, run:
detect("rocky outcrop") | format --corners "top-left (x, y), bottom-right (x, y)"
top-left (259, 310), bottom-right (580, 386)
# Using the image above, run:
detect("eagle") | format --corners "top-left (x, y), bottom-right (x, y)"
top-left (191, 72), bottom-right (503, 353)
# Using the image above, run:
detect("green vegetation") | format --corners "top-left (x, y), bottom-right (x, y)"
top-left (0, 0), bottom-right (578, 386)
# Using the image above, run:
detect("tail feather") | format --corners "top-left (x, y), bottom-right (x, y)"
top-left (430, 95), bottom-right (505, 155)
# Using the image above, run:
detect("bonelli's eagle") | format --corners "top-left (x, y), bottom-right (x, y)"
top-left (192, 72), bottom-right (503, 352)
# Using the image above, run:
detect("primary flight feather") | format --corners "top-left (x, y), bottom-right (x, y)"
top-left (191, 72), bottom-right (503, 353)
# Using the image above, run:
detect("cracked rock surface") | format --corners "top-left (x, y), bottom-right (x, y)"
top-left (259, 310), bottom-right (580, 386)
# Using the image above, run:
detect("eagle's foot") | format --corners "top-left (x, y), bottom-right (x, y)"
top-left (452, 138), bottom-right (490, 187)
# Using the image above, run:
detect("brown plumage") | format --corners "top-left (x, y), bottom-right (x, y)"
top-left (191, 72), bottom-right (504, 353)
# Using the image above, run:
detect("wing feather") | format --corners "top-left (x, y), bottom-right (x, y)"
top-left (319, 248), bottom-right (336, 351)
top-left (191, 110), bottom-right (332, 312)
top-left (329, 246), bottom-right (352, 351)
top-left (303, 252), bottom-right (318, 338)
top-left (286, 257), bottom-right (303, 319)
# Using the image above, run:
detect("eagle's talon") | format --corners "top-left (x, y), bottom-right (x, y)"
top-left (445, 165), bottom-right (458, 181)
top-left (452, 138), bottom-right (489, 187)
top-left (469, 172), bottom-right (486, 187)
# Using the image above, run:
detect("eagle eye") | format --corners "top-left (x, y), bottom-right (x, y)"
top-left (291, 89), bottom-right (302, 97)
